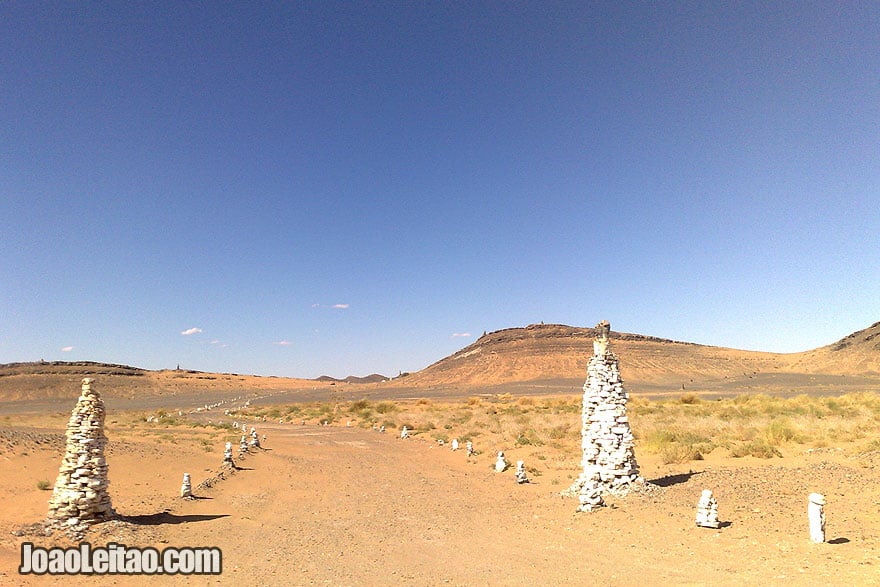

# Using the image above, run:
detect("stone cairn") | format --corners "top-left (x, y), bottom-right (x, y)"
top-left (809, 493), bottom-right (826, 543)
top-left (47, 378), bottom-right (114, 529)
top-left (400, 426), bottom-right (409, 439)
top-left (180, 473), bottom-right (193, 499)
top-left (466, 441), bottom-right (475, 457)
top-left (451, 438), bottom-right (459, 452)
top-left (515, 460), bottom-right (529, 484)
top-left (567, 321), bottom-right (643, 511)
top-left (695, 489), bottom-right (720, 528)
top-left (495, 451), bottom-right (508, 472)
top-left (223, 442), bottom-right (235, 467)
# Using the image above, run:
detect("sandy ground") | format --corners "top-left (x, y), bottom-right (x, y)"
top-left (1, 407), bottom-right (879, 586)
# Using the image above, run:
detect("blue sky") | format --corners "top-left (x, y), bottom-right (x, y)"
top-left (2, 3), bottom-right (878, 378)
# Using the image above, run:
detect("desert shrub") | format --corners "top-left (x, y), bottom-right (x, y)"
top-left (730, 440), bottom-right (781, 458)
top-left (547, 425), bottom-right (571, 440)
top-left (514, 428), bottom-right (542, 447)
top-left (349, 399), bottom-right (370, 412)
top-left (679, 393), bottom-right (700, 405)
top-left (660, 443), bottom-right (703, 464)
top-left (37, 480), bottom-right (51, 491)
top-left (764, 417), bottom-right (800, 444)
top-left (375, 401), bottom-right (397, 414)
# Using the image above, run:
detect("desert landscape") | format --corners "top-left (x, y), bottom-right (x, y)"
top-left (2, 322), bottom-right (880, 585)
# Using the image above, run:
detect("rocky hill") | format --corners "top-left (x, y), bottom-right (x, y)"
top-left (3, 321), bottom-right (880, 402)
top-left (392, 322), bottom-right (880, 395)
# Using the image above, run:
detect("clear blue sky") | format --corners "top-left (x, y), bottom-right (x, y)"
top-left (2, 2), bottom-right (878, 378)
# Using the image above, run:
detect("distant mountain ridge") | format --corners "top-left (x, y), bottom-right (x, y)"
top-left (3, 320), bottom-right (880, 401)
top-left (315, 374), bottom-right (389, 384)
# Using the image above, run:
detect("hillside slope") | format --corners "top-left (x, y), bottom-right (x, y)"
top-left (394, 322), bottom-right (880, 393)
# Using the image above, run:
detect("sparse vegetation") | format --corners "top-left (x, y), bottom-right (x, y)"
top-left (37, 480), bottom-right (51, 491)
top-left (218, 391), bottom-right (880, 466)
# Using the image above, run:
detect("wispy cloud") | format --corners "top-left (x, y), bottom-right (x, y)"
top-left (61, 346), bottom-right (74, 352)
top-left (312, 303), bottom-right (351, 309)
top-left (332, 303), bottom-right (350, 309)
top-left (274, 340), bottom-right (292, 346)
top-left (210, 340), bottom-right (228, 348)
top-left (452, 332), bottom-right (471, 338)
top-left (181, 327), bottom-right (203, 336)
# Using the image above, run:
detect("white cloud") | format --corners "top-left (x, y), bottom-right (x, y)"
top-left (274, 340), bottom-right (292, 346)
top-left (452, 332), bottom-right (471, 338)
top-left (311, 303), bottom-right (321, 308)
top-left (61, 346), bottom-right (74, 352)
top-left (332, 303), bottom-right (350, 309)
top-left (181, 327), bottom-right (203, 336)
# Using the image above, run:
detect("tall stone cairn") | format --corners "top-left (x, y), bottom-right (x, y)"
top-left (567, 321), bottom-right (643, 510)
top-left (47, 378), bottom-right (114, 527)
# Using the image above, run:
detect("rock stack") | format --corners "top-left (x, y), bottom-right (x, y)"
top-left (495, 451), bottom-right (508, 472)
top-left (568, 321), bottom-right (643, 509)
top-left (47, 378), bottom-right (114, 528)
top-left (515, 461), bottom-right (529, 484)
top-left (223, 442), bottom-right (234, 466)
top-left (695, 489), bottom-right (720, 528)
top-left (809, 493), bottom-right (826, 543)
top-left (180, 473), bottom-right (193, 499)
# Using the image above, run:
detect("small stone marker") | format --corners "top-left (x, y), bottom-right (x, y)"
top-left (239, 435), bottom-right (248, 453)
top-left (808, 493), bottom-right (826, 543)
top-left (695, 489), bottom-right (720, 528)
top-left (451, 438), bottom-right (459, 452)
top-left (223, 442), bottom-right (234, 466)
top-left (400, 426), bottom-right (409, 439)
top-left (180, 473), bottom-right (193, 498)
top-left (379, 425), bottom-right (386, 433)
top-left (515, 460), bottom-right (529, 484)
top-left (495, 451), bottom-right (508, 472)
top-left (466, 441), bottom-right (475, 457)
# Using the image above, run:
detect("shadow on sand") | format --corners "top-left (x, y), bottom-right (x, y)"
top-left (119, 511), bottom-right (229, 526)
top-left (649, 471), bottom-right (701, 487)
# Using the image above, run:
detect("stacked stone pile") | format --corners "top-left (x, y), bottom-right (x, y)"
top-left (695, 489), bottom-right (720, 528)
top-left (495, 451), bottom-right (508, 472)
top-left (47, 378), bottom-right (114, 527)
top-left (180, 473), bottom-right (193, 499)
top-left (515, 461), bottom-right (529, 484)
top-left (568, 321), bottom-right (643, 509)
